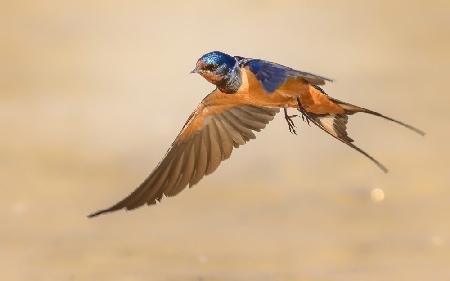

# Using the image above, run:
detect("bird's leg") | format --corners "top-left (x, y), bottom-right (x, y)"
top-left (283, 108), bottom-right (298, 135)
top-left (296, 96), bottom-right (311, 126)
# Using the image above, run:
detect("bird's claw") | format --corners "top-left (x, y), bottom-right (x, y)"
top-left (296, 97), bottom-right (311, 126)
top-left (300, 111), bottom-right (310, 126)
top-left (283, 108), bottom-right (298, 135)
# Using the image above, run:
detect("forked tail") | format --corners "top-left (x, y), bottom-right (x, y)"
top-left (300, 94), bottom-right (424, 173)
top-left (333, 98), bottom-right (425, 136)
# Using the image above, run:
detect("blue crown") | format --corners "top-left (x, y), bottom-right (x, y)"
top-left (199, 51), bottom-right (236, 68)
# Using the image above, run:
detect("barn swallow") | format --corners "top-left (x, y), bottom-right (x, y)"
top-left (88, 51), bottom-right (424, 217)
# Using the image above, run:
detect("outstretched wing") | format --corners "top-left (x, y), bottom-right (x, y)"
top-left (89, 90), bottom-right (279, 217)
top-left (239, 58), bottom-right (332, 93)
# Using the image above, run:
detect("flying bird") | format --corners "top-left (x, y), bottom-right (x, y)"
top-left (89, 51), bottom-right (424, 217)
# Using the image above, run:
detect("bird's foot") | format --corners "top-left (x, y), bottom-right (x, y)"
top-left (296, 97), bottom-right (311, 126)
top-left (283, 108), bottom-right (298, 135)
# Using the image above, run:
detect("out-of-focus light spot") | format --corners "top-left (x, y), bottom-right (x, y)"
top-left (370, 188), bottom-right (385, 203)
top-left (430, 235), bottom-right (444, 247)
top-left (11, 201), bottom-right (28, 215)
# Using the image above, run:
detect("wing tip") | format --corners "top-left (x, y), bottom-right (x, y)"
top-left (87, 195), bottom-right (162, 218)
top-left (87, 208), bottom-right (114, 218)
top-left (87, 203), bottom-right (128, 218)
top-left (315, 76), bottom-right (333, 85)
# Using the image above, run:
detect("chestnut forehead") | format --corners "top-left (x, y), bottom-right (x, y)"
top-left (196, 61), bottom-right (208, 68)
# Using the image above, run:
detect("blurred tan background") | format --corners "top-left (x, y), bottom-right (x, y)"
top-left (1, 1), bottom-right (450, 280)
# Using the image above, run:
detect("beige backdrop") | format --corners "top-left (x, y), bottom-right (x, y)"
top-left (1, 1), bottom-right (450, 280)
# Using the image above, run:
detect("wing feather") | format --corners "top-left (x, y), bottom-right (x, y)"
top-left (216, 115), bottom-right (246, 148)
top-left (213, 118), bottom-right (233, 160)
top-left (189, 132), bottom-right (208, 187)
top-left (205, 123), bottom-right (222, 175)
top-left (239, 105), bottom-right (278, 122)
top-left (88, 91), bottom-right (279, 217)
top-left (244, 59), bottom-right (332, 93)
top-left (229, 107), bottom-right (267, 131)
top-left (221, 111), bottom-right (256, 141)
top-left (165, 141), bottom-right (195, 196)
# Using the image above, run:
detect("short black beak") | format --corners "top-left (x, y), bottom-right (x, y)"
top-left (190, 68), bottom-right (199, 74)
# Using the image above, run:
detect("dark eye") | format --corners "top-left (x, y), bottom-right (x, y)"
top-left (204, 64), bottom-right (219, 71)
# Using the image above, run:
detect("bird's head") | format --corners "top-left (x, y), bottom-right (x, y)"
top-left (192, 51), bottom-right (239, 88)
